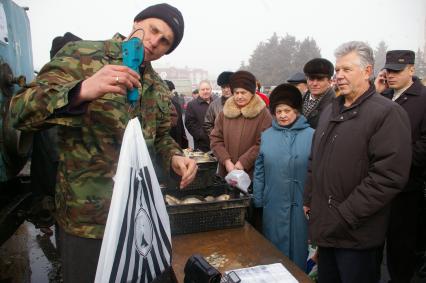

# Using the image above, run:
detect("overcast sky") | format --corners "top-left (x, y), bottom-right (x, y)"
top-left (13, 0), bottom-right (426, 80)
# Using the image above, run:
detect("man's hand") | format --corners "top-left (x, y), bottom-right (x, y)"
top-left (74, 65), bottom-right (141, 106)
top-left (224, 159), bottom-right (235, 173)
top-left (374, 69), bottom-right (388, 94)
top-left (171, 155), bottom-right (198, 188)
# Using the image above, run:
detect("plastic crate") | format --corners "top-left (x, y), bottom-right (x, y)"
top-left (163, 184), bottom-right (250, 235)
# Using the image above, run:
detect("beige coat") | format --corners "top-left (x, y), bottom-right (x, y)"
top-left (210, 94), bottom-right (272, 178)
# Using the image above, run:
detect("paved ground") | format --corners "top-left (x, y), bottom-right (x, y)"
top-left (0, 222), bottom-right (61, 283)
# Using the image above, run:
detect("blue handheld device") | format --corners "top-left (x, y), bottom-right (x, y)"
top-left (122, 37), bottom-right (144, 106)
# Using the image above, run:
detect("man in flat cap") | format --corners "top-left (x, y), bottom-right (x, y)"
top-left (287, 72), bottom-right (308, 97)
top-left (379, 50), bottom-right (426, 283)
top-left (10, 3), bottom-right (197, 282)
top-left (203, 71), bottom-right (234, 136)
top-left (302, 58), bottom-right (336, 128)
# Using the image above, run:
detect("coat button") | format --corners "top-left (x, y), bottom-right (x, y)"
top-left (340, 116), bottom-right (344, 120)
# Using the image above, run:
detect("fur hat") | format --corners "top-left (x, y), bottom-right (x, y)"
top-left (134, 3), bottom-right (184, 54)
top-left (217, 71), bottom-right (234, 87)
top-left (269, 83), bottom-right (302, 114)
top-left (229, 71), bottom-right (256, 94)
top-left (303, 58), bottom-right (334, 78)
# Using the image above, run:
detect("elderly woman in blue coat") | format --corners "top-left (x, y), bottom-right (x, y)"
top-left (253, 83), bottom-right (314, 270)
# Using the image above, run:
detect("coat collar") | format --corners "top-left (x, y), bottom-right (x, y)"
top-left (383, 76), bottom-right (424, 98)
top-left (195, 96), bottom-right (211, 105)
top-left (272, 115), bottom-right (310, 131)
top-left (103, 34), bottom-right (158, 91)
top-left (331, 84), bottom-right (376, 121)
top-left (104, 33), bottom-right (125, 60)
top-left (223, 94), bottom-right (266, 119)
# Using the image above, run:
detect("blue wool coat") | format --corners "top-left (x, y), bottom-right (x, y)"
top-left (253, 116), bottom-right (313, 270)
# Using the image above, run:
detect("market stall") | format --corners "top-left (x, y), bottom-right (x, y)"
top-left (171, 222), bottom-right (312, 282)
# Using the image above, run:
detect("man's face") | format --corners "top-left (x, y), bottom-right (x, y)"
top-left (386, 65), bottom-right (414, 91)
top-left (307, 76), bottom-right (331, 97)
top-left (335, 51), bottom-right (371, 97)
top-left (221, 84), bottom-right (232, 98)
top-left (198, 82), bottom-right (212, 101)
top-left (130, 18), bottom-right (174, 62)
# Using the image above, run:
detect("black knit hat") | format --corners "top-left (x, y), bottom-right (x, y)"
top-left (303, 58), bottom-right (334, 78)
top-left (134, 3), bottom-right (184, 54)
top-left (217, 71), bottom-right (234, 87)
top-left (229, 71), bottom-right (257, 94)
top-left (269, 83), bottom-right (302, 114)
top-left (50, 32), bottom-right (81, 59)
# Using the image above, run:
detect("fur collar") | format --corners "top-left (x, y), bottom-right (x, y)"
top-left (223, 94), bottom-right (266, 119)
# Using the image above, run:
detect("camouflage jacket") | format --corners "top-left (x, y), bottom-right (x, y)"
top-left (10, 35), bottom-right (182, 239)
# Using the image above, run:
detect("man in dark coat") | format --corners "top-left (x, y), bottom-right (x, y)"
top-left (303, 41), bottom-right (412, 283)
top-left (203, 71), bottom-right (233, 136)
top-left (379, 50), bottom-right (426, 283)
top-left (185, 80), bottom-right (213, 151)
top-left (302, 58), bottom-right (336, 129)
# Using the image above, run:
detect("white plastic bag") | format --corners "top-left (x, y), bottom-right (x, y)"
top-left (95, 118), bottom-right (171, 283)
top-left (225, 169), bottom-right (251, 193)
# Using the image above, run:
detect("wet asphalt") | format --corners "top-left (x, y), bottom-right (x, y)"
top-left (0, 222), bottom-right (61, 283)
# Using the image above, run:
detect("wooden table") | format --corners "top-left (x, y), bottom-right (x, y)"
top-left (172, 223), bottom-right (312, 282)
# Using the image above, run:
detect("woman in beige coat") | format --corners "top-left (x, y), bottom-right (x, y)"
top-left (210, 71), bottom-right (272, 179)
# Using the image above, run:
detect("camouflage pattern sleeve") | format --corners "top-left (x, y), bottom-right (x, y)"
top-left (140, 64), bottom-right (182, 171)
top-left (9, 41), bottom-right (92, 131)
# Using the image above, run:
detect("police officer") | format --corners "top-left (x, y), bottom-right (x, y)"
top-left (380, 50), bottom-right (426, 283)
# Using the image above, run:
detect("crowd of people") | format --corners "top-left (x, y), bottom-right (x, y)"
top-left (8, 2), bottom-right (426, 283)
top-left (178, 45), bottom-right (426, 282)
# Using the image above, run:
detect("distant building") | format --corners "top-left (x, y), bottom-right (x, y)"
top-left (155, 66), bottom-right (209, 96)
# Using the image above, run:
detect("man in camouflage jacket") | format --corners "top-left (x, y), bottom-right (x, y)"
top-left (10, 4), bottom-right (197, 282)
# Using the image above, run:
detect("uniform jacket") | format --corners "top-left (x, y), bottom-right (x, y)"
top-left (203, 95), bottom-right (228, 136)
top-left (382, 77), bottom-right (426, 191)
top-left (253, 116), bottom-right (313, 270)
top-left (303, 85), bottom-right (412, 249)
top-left (302, 87), bottom-right (335, 129)
top-left (10, 36), bottom-right (181, 239)
top-left (185, 96), bottom-right (211, 151)
top-left (210, 94), bottom-right (272, 178)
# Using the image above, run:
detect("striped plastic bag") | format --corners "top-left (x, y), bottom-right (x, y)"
top-left (95, 118), bottom-right (172, 283)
